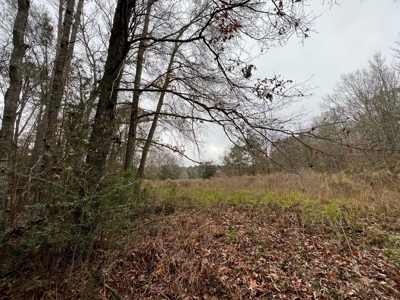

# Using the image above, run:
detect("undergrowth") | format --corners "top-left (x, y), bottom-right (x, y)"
top-left (0, 170), bottom-right (159, 299)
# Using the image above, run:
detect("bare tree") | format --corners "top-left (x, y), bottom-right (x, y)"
top-left (124, 0), bottom-right (154, 170)
top-left (321, 53), bottom-right (400, 174)
top-left (86, 0), bottom-right (314, 180)
top-left (136, 38), bottom-right (183, 178)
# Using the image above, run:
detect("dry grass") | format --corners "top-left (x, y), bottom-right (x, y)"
top-left (151, 170), bottom-right (400, 222)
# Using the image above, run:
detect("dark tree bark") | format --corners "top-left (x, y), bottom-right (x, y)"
top-left (0, 0), bottom-right (30, 232)
top-left (86, 0), bottom-right (136, 175)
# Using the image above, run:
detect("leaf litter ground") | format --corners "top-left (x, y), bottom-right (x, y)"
top-left (102, 205), bottom-right (400, 299)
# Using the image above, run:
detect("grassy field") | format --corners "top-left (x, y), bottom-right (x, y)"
top-left (2, 171), bottom-right (400, 299)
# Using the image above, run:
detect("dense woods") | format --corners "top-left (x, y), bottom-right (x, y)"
top-left (1, 0), bottom-right (400, 298)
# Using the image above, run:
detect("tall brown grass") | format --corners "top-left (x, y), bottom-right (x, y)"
top-left (149, 169), bottom-right (400, 223)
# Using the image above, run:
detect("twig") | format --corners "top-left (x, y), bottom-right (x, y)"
top-left (91, 268), bottom-right (125, 300)
top-left (340, 220), bottom-right (353, 254)
top-left (68, 244), bottom-right (78, 281)
top-left (105, 284), bottom-right (125, 300)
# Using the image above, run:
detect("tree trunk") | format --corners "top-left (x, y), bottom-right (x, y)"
top-left (124, 0), bottom-right (154, 170)
top-left (64, 0), bottom-right (84, 82)
top-left (29, 0), bottom-right (64, 168)
top-left (137, 40), bottom-right (181, 178)
top-left (29, 0), bottom-right (84, 169)
top-left (0, 0), bottom-right (30, 232)
top-left (86, 0), bottom-right (136, 175)
top-left (44, 0), bottom-right (76, 167)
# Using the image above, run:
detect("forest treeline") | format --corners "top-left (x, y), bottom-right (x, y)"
top-left (163, 52), bottom-right (400, 179)
top-left (219, 53), bottom-right (400, 177)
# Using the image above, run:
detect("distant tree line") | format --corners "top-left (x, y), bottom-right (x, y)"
top-left (220, 53), bottom-right (400, 176)
top-left (151, 52), bottom-right (400, 179)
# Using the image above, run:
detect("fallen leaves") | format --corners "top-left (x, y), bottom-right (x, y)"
top-left (101, 206), bottom-right (400, 299)
top-left (4, 204), bottom-right (397, 299)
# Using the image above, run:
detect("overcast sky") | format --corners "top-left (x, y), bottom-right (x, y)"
top-left (186, 0), bottom-right (400, 166)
